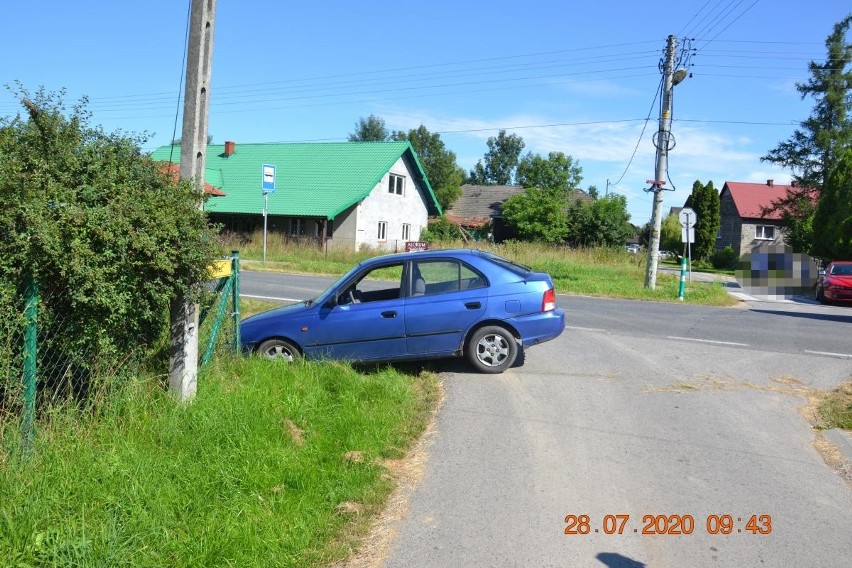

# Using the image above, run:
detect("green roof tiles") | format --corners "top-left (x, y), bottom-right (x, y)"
top-left (150, 141), bottom-right (441, 218)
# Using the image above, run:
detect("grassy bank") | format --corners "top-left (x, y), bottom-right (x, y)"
top-left (0, 359), bottom-right (439, 567)
top-left (229, 236), bottom-right (737, 307)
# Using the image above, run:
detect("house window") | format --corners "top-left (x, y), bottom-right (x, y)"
top-left (388, 174), bottom-right (405, 195)
top-left (377, 221), bottom-right (387, 241)
top-left (288, 218), bottom-right (303, 236)
top-left (755, 225), bottom-right (776, 240)
top-left (402, 223), bottom-right (411, 241)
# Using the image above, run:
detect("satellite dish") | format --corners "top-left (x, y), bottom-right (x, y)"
top-left (672, 68), bottom-right (688, 86)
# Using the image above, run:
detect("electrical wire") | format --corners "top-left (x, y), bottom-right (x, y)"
top-left (168, 0), bottom-right (192, 164)
top-left (697, 0), bottom-right (761, 48)
top-left (609, 74), bottom-right (664, 188)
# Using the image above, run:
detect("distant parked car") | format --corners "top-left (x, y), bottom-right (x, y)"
top-left (626, 244), bottom-right (640, 254)
top-left (240, 249), bottom-right (566, 373)
top-left (815, 261), bottom-right (852, 305)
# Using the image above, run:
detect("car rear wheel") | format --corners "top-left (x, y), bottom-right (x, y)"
top-left (257, 338), bottom-right (301, 362)
top-left (466, 326), bottom-right (517, 374)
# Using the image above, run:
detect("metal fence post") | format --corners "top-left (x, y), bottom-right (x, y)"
top-left (22, 271), bottom-right (37, 452)
top-left (232, 250), bottom-right (241, 352)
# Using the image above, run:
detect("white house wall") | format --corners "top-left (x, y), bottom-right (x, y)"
top-left (354, 157), bottom-right (429, 251)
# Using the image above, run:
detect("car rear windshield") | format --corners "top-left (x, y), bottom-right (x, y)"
top-left (485, 253), bottom-right (531, 276)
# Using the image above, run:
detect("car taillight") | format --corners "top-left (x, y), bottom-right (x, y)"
top-left (542, 288), bottom-right (556, 312)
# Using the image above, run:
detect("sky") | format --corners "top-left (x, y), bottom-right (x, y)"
top-left (3, 1), bottom-right (850, 224)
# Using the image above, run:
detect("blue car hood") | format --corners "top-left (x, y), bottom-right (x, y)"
top-left (241, 301), bottom-right (313, 326)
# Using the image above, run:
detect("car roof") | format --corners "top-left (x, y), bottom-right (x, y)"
top-left (359, 248), bottom-right (491, 266)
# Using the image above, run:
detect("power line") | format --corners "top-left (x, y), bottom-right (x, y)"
top-left (697, 0), bottom-right (761, 48)
top-left (168, 0), bottom-right (192, 163)
top-left (609, 75), bottom-right (664, 188)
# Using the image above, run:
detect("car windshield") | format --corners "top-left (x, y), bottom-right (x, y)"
top-left (313, 263), bottom-right (363, 305)
top-left (830, 264), bottom-right (852, 276)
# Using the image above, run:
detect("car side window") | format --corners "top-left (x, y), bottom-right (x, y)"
top-left (411, 260), bottom-right (486, 297)
top-left (339, 262), bottom-right (404, 304)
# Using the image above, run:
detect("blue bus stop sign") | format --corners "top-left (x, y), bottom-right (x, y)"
top-left (262, 164), bottom-right (276, 194)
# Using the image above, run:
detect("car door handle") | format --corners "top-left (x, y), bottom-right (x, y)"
top-left (465, 302), bottom-right (481, 310)
top-left (381, 311), bottom-right (397, 318)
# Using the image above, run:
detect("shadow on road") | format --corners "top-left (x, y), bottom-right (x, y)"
top-left (596, 552), bottom-right (647, 568)
top-left (750, 308), bottom-right (852, 324)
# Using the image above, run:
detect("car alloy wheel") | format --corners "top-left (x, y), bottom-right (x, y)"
top-left (467, 325), bottom-right (518, 374)
top-left (258, 338), bottom-right (300, 362)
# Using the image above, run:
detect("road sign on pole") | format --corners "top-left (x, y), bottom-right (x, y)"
top-left (262, 164), bottom-right (276, 194)
top-left (678, 207), bottom-right (696, 228)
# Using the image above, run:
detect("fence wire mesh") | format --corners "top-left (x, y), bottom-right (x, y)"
top-left (1, 258), bottom-right (240, 447)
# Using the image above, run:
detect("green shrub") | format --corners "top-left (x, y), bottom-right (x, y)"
top-left (711, 246), bottom-right (738, 270)
top-left (421, 216), bottom-right (462, 242)
top-left (0, 86), bottom-right (219, 392)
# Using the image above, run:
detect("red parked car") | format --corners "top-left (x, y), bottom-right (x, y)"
top-left (815, 261), bottom-right (852, 304)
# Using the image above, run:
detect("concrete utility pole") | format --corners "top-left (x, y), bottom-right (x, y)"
top-left (170, 0), bottom-right (217, 401)
top-left (644, 35), bottom-right (677, 290)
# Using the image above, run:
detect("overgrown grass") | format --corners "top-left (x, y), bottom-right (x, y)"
top-left (0, 358), bottom-right (439, 566)
top-left (230, 237), bottom-right (737, 306)
top-left (818, 380), bottom-right (852, 430)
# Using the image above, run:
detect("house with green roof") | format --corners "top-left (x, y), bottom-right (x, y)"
top-left (150, 140), bottom-right (441, 250)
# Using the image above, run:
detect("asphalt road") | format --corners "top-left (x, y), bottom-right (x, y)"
top-left (239, 270), bottom-right (852, 567)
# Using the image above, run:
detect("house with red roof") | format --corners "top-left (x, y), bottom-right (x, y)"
top-left (718, 179), bottom-right (793, 255)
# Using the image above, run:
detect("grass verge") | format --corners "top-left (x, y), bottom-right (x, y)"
top-left (817, 380), bottom-right (852, 430)
top-left (0, 358), bottom-right (439, 567)
top-left (235, 240), bottom-right (737, 307)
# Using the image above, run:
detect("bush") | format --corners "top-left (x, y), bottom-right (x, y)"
top-left (0, 86), bottom-right (219, 393)
top-left (421, 216), bottom-right (462, 242)
top-left (711, 246), bottom-right (738, 270)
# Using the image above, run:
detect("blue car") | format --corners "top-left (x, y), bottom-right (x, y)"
top-left (240, 249), bottom-right (565, 373)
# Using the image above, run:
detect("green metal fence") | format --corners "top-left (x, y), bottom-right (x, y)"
top-left (1, 252), bottom-right (241, 453)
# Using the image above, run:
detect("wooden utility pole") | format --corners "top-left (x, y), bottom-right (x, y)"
top-left (169, 0), bottom-right (216, 401)
top-left (644, 35), bottom-right (677, 290)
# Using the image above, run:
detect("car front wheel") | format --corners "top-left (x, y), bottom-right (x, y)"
top-left (257, 338), bottom-right (301, 362)
top-left (816, 286), bottom-right (827, 305)
top-left (466, 326), bottom-right (518, 374)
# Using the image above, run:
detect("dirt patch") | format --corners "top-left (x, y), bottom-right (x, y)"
top-left (332, 379), bottom-right (446, 568)
top-left (647, 374), bottom-right (739, 393)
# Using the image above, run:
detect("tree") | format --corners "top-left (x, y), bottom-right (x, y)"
top-left (391, 124), bottom-right (464, 211)
top-left (812, 148), bottom-right (852, 259)
top-left (587, 185), bottom-right (600, 199)
top-left (467, 130), bottom-right (525, 185)
top-left (684, 180), bottom-right (720, 261)
top-left (0, 86), bottom-right (218, 381)
top-left (348, 114), bottom-right (389, 141)
top-left (762, 15), bottom-right (852, 253)
top-left (515, 151), bottom-right (583, 195)
top-left (501, 188), bottom-right (569, 243)
top-left (566, 195), bottom-right (632, 248)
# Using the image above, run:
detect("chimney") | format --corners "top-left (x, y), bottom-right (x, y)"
top-left (224, 140), bottom-right (235, 157)
top-left (766, 179), bottom-right (774, 187)
top-left (790, 180), bottom-right (797, 187)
